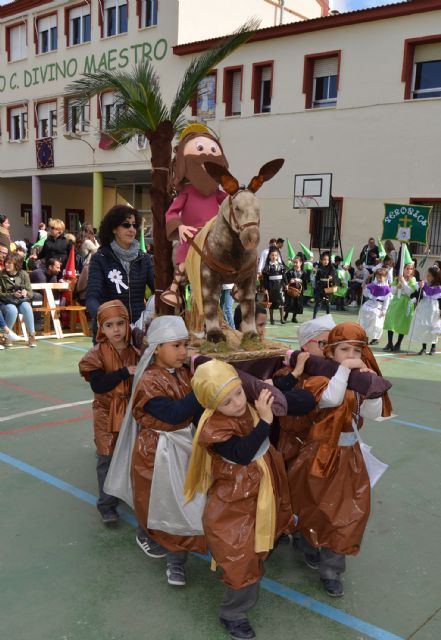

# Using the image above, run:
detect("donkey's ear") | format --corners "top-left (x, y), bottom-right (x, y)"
top-left (247, 158), bottom-right (285, 193)
top-left (204, 162), bottom-right (240, 195)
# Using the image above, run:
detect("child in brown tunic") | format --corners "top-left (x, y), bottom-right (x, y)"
top-left (79, 300), bottom-right (138, 524)
top-left (185, 359), bottom-right (292, 640)
top-left (289, 322), bottom-right (392, 597)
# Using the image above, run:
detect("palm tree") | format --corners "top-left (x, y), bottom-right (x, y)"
top-left (66, 20), bottom-right (258, 313)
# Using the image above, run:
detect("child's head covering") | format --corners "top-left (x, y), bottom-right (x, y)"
top-left (102, 315), bottom-right (189, 508)
top-left (96, 300), bottom-right (130, 344)
top-left (323, 322), bottom-right (392, 415)
top-left (298, 314), bottom-right (335, 347)
top-left (191, 360), bottom-right (241, 411)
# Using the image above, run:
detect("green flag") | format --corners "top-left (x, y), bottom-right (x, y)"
top-left (383, 203), bottom-right (432, 244)
top-left (342, 246), bottom-right (354, 267)
top-left (402, 243), bottom-right (413, 265)
top-left (139, 221), bottom-right (146, 253)
top-left (299, 242), bottom-right (313, 261)
top-left (286, 239), bottom-right (296, 261)
top-left (377, 237), bottom-right (386, 260)
top-left (32, 236), bottom-right (46, 249)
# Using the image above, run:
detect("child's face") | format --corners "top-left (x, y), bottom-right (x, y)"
top-left (331, 342), bottom-right (363, 363)
top-left (155, 339), bottom-right (188, 369)
top-left (292, 258), bottom-right (301, 270)
top-left (303, 330), bottom-right (329, 357)
top-left (403, 264), bottom-right (414, 278)
top-left (269, 251), bottom-right (278, 263)
top-left (427, 272), bottom-right (433, 284)
top-left (217, 385), bottom-right (247, 417)
top-left (321, 255), bottom-right (329, 266)
top-left (376, 274), bottom-right (386, 284)
top-left (5, 260), bottom-right (16, 274)
top-left (101, 316), bottom-right (127, 346)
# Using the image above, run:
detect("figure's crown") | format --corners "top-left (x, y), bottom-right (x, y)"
top-left (179, 122), bottom-right (211, 140)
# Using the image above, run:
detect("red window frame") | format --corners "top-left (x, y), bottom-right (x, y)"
top-left (6, 103), bottom-right (28, 140)
top-left (402, 35), bottom-right (441, 100)
top-left (302, 50), bottom-right (341, 109)
top-left (5, 21), bottom-right (28, 62)
top-left (34, 98), bottom-right (58, 137)
top-left (223, 65), bottom-right (243, 117)
top-left (64, 1), bottom-right (90, 47)
top-left (251, 61), bottom-right (274, 114)
top-left (136, 0), bottom-right (159, 29)
top-left (34, 11), bottom-right (58, 54)
top-left (98, 0), bottom-right (129, 38)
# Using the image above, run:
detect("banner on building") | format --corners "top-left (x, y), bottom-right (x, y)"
top-left (382, 203), bottom-right (432, 244)
top-left (36, 137), bottom-right (54, 169)
top-left (197, 75), bottom-right (216, 120)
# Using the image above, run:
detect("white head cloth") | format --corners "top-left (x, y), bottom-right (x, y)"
top-left (104, 316), bottom-right (189, 507)
top-left (297, 314), bottom-right (336, 347)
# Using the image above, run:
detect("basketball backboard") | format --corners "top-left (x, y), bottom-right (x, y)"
top-left (293, 173), bottom-right (332, 208)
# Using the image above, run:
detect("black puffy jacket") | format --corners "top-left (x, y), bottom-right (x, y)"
top-left (38, 234), bottom-right (72, 265)
top-left (86, 245), bottom-right (154, 323)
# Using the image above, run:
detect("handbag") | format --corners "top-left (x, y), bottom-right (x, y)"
top-left (1, 295), bottom-right (29, 306)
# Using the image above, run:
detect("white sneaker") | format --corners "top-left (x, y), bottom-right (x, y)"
top-left (348, 301), bottom-right (358, 308)
top-left (5, 329), bottom-right (20, 341)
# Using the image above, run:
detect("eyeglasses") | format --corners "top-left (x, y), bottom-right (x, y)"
top-left (310, 340), bottom-right (327, 350)
top-left (120, 222), bottom-right (139, 229)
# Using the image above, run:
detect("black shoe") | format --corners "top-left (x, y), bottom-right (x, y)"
top-left (280, 319), bottom-right (286, 324)
top-left (99, 509), bottom-right (119, 524)
top-left (417, 348), bottom-right (427, 356)
top-left (166, 563), bottom-right (186, 586)
top-left (219, 618), bottom-right (256, 640)
top-left (136, 534), bottom-right (167, 558)
top-left (393, 343), bottom-right (402, 352)
top-left (383, 344), bottom-right (393, 352)
top-left (429, 345), bottom-right (436, 356)
top-left (283, 312), bottom-right (288, 321)
top-left (369, 339), bottom-right (379, 345)
top-left (292, 317), bottom-right (298, 323)
top-left (304, 552), bottom-right (320, 570)
top-left (321, 578), bottom-right (344, 597)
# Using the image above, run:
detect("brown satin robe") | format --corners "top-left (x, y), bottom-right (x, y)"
top-left (198, 407), bottom-right (293, 590)
top-left (79, 344), bottom-right (139, 456)
top-left (289, 375), bottom-right (371, 556)
top-left (131, 364), bottom-right (206, 554)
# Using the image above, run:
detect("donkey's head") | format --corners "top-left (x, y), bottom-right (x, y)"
top-left (204, 159), bottom-right (284, 251)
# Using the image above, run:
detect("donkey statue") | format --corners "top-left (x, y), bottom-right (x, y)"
top-left (185, 158), bottom-right (284, 343)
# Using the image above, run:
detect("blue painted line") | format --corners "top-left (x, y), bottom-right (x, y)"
top-left (389, 419), bottom-right (441, 434)
top-left (0, 450), bottom-right (404, 640)
top-left (42, 341), bottom-right (89, 352)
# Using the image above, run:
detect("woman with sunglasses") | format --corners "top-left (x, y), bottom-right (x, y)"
top-left (86, 205), bottom-right (154, 342)
top-left (38, 218), bottom-right (73, 267)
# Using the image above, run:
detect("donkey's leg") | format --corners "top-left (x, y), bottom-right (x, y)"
top-left (202, 268), bottom-right (225, 343)
top-left (236, 276), bottom-right (257, 337)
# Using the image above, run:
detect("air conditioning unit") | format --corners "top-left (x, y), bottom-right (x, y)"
top-left (135, 133), bottom-right (148, 150)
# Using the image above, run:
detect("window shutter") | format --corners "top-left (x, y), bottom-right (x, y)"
top-left (261, 66), bottom-right (272, 82)
top-left (313, 57), bottom-right (338, 78)
top-left (231, 71), bottom-right (241, 114)
top-left (98, 0), bottom-right (104, 37)
top-left (7, 108), bottom-right (12, 137)
top-left (414, 43), bottom-right (441, 63)
top-left (64, 7), bottom-right (70, 43)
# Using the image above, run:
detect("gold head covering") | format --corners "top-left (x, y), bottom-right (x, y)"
top-left (96, 300), bottom-right (130, 344)
top-left (184, 359), bottom-right (276, 554)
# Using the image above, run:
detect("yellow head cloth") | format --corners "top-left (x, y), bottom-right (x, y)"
top-left (184, 360), bottom-right (241, 503)
top-left (179, 122), bottom-right (211, 140)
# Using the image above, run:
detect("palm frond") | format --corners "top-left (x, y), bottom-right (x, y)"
top-left (170, 18), bottom-right (259, 125)
top-left (65, 62), bottom-right (169, 133)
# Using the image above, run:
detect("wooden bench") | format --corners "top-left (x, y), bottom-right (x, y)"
top-left (30, 281), bottom-right (91, 339)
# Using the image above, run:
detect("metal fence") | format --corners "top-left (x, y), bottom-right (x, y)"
top-left (411, 202), bottom-right (441, 256)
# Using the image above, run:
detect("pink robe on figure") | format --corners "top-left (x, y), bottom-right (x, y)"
top-left (165, 184), bottom-right (227, 264)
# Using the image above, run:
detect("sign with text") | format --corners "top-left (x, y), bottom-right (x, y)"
top-left (382, 203), bottom-right (432, 244)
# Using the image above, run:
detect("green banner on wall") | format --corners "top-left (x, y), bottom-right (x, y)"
top-left (382, 203), bottom-right (432, 244)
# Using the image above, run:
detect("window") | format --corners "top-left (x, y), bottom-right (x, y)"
top-left (410, 200), bottom-right (441, 256)
top-left (223, 66), bottom-right (243, 117)
top-left (21, 204), bottom-right (52, 229)
top-left (402, 36), bottom-right (441, 100)
top-left (37, 101), bottom-right (58, 138)
top-left (8, 105), bottom-right (28, 141)
top-left (138, 0), bottom-right (158, 28)
top-left (99, 92), bottom-right (123, 130)
top-left (251, 62), bottom-right (273, 114)
top-left (309, 199), bottom-right (343, 250)
top-left (101, 0), bottom-right (128, 37)
top-left (412, 44), bottom-right (441, 99)
top-left (303, 51), bottom-right (341, 109)
top-left (6, 23), bottom-right (27, 62)
top-left (36, 14), bottom-right (57, 53)
top-left (65, 98), bottom-right (89, 133)
top-left (67, 4), bottom-right (91, 46)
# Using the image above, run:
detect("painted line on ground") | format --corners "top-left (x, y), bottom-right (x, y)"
top-left (0, 399), bottom-right (92, 423)
top-left (388, 418), bottom-right (441, 434)
top-left (0, 414), bottom-right (91, 436)
top-left (42, 341), bottom-right (89, 352)
top-left (0, 450), bottom-right (404, 640)
top-left (374, 353), bottom-right (441, 367)
top-left (0, 379), bottom-right (68, 404)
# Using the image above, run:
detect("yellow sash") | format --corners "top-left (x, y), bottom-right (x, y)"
top-left (184, 217), bottom-right (217, 316)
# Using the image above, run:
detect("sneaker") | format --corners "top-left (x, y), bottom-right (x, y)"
top-left (303, 548), bottom-right (320, 570)
top-left (321, 578), bottom-right (344, 597)
top-left (28, 334), bottom-right (37, 348)
top-left (99, 509), bottom-right (119, 524)
top-left (5, 329), bottom-right (20, 342)
top-left (219, 618), bottom-right (256, 640)
top-left (136, 534), bottom-right (167, 559)
top-left (166, 563), bottom-right (186, 586)
top-left (4, 337), bottom-right (13, 348)
top-left (348, 301), bottom-right (358, 308)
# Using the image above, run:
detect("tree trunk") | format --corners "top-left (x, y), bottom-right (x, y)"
top-left (148, 120), bottom-right (175, 315)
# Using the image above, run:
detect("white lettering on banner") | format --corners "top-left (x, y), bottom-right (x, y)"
top-left (385, 207), bottom-right (427, 226)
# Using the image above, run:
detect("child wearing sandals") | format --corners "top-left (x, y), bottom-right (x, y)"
top-left (185, 359), bottom-right (292, 640)
top-left (79, 300), bottom-right (139, 524)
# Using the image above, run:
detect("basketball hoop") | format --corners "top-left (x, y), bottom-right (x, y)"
top-left (293, 173), bottom-right (332, 209)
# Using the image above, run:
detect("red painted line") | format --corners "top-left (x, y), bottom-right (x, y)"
top-left (0, 378), bottom-right (66, 404)
top-left (0, 414), bottom-right (92, 436)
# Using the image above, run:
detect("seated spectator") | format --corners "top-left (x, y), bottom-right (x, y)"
top-left (0, 253), bottom-right (36, 347)
top-left (38, 218), bottom-right (73, 266)
top-left (14, 240), bottom-right (28, 262)
top-left (76, 224), bottom-right (99, 266)
top-left (30, 257), bottom-right (63, 284)
top-left (26, 244), bottom-right (43, 271)
top-left (0, 243), bottom-right (8, 271)
top-left (0, 214), bottom-right (12, 249)
top-left (348, 259), bottom-right (369, 307)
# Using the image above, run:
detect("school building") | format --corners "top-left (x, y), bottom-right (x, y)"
top-left (0, 0), bottom-right (440, 264)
